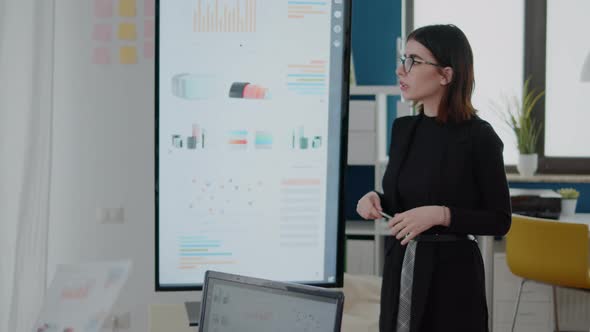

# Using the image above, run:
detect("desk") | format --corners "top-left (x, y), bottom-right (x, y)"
top-left (557, 213), bottom-right (590, 227)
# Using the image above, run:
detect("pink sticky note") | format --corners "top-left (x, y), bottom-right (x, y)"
top-left (144, 41), bottom-right (154, 59)
top-left (144, 0), bottom-right (155, 16)
top-left (144, 20), bottom-right (154, 39)
top-left (93, 47), bottom-right (111, 65)
top-left (94, 0), bottom-right (113, 18)
top-left (92, 24), bottom-right (112, 42)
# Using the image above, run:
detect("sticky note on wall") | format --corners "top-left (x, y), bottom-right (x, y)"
top-left (144, 0), bottom-right (155, 16)
top-left (144, 20), bottom-right (154, 39)
top-left (93, 24), bottom-right (113, 42)
top-left (94, 0), bottom-right (113, 18)
top-left (119, 46), bottom-right (137, 64)
top-left (93, 47), bottom-right (111, 65)
top-left (144, 42), bottom-right (154, 59)
top-left (118, 23), bottom-right (137, 40)
top-left (118, 0), bottom-right (136, 17)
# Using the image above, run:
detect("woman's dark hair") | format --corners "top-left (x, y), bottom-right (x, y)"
top-left (407, 24), bottom-right (476, 123)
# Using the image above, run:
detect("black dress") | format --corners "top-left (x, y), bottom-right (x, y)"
top-left (377, 113), bottom-right (511, 332)
top-left (397, 114), bottom-right (447, 212)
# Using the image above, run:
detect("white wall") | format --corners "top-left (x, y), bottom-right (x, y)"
top-left (48, 1), bottom-right (197, 331)
top-left (545, 0), bottom-right (590, 157)
top-left (414, 0), bottom-right (524, 165)
top-left (0, 59), bottom-right (26, 332)
top-left (0, 1), bottom-right (35, 329)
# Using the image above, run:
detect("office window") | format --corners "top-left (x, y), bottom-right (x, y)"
top-left (413, 0), bottom-right (525, 165)
top-left (545, 0), bottom-right (590, 158)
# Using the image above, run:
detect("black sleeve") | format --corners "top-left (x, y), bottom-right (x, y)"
top-left (374, 190), bottom-right (387, 210)
top-left (373, 118), bottom-right (401, 214)
top-left (447, 122), bottom-right (512, 236)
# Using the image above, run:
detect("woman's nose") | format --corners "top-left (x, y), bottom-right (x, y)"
top-left (396, 64), bottom-right (405, 77)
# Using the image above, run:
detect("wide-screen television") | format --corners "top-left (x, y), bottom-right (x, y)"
top-left (156, 0), bottom-right (351, 290)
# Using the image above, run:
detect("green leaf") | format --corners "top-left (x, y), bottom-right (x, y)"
top-left (493, 76), bottom-right (544, 154)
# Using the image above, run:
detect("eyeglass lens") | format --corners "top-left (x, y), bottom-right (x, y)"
top-left (401, 57), bottom-right (414, 72)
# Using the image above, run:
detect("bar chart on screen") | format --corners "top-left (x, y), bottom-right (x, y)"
top-left (193, 0), bottom-right (257, 33)
top-left (177, 236), bottom-right (235, 270)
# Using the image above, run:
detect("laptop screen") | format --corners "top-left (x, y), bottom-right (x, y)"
top-left (200, 271), bottom-right (343, 332)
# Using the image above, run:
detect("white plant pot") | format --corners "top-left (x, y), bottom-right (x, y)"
top-left (561, 199), bottom-right (578, 216)
top-left (517, 153), bottom-right (538, 177)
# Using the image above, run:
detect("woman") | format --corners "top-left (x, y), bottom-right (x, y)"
top-left (356, 24), bottom-right (511, 332)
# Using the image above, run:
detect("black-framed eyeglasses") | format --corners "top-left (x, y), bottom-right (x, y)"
top-left (399, 55), bottom-right (443, 73)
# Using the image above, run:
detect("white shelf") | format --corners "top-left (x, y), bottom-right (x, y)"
top-left (349, 85), bottom-right (401, 96)
top-left (346, 85), bottom-right (401, 275)
top-left (345, 220), bottom-right (374, 236)
top-left (507, 173), bottom-right (590, 183)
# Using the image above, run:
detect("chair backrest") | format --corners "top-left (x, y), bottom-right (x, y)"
top-left (506, 215), bottom-right (590, 289)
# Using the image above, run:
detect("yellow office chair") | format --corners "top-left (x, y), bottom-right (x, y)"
top-left (506, 214), bottom-right (590, 332)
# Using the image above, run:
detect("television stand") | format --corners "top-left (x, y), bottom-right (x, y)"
top-left (184, 301), bottom-right (201, 327)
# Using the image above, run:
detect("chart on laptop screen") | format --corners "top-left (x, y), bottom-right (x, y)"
top-left (156, 0), bottom-right (351, 290)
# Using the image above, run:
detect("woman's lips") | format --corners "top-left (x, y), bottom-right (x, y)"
top-left (400, 81), bottom-right (408, 91)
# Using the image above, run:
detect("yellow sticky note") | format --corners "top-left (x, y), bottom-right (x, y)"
top-left (118, 23), bottom-right (137, 40)
top-left (118, 0), bottom-right (136, 17)
top-left (119, 46), bottom-right (137, 64)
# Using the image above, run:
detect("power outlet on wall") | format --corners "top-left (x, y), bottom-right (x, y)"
top-left (96, 207), bottom-right (125, 224)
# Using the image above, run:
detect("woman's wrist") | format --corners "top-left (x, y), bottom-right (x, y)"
top-left (440, 206), bottom-right (451, 227)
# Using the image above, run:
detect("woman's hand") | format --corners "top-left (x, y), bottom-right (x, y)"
top-left (356, 191), bottom-right (383, 220)
top-left (387, 206), bottom-right (450, 245)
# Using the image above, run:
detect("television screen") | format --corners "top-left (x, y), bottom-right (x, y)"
top-left (156, 0), bottom-right (351, 290)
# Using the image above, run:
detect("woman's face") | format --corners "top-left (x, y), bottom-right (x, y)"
top-left (397, 39), bottom-right (448, 103)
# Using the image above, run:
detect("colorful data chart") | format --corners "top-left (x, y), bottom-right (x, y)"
top-left (290, 126), bottom-right (322, 150)
top-left (171, 73), bottom-right (217, 100)
top-left (171, 123), bottom-right (206, 150)
top-left (287, 60), bottom-right (327, 96)
top-left (287, 1), bottom-right (329, 19)
top-left (254, 131), bottom-right (273, 149)
top-left (178, 236), bottom-right (235, 270)
top-left (193, 0), bottom-right (257, 33)
top-left (228, 130), bottom-right (248, 150)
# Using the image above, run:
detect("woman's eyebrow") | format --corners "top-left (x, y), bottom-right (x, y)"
top-left (405, 53), bottom-right (425, 60)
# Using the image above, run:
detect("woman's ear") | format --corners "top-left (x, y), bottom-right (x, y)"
top-left (440, 67), bottom-right (454, 86)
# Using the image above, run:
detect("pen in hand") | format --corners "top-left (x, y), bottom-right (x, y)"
top-left (380, 211), bottom-right (393, 220)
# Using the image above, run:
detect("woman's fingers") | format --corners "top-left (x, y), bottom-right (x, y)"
top-left (387, 212), bottom-right (404, 228)
top-left (357, 197), bottom-right (385, 220)
top-left (356, 200), bottom-right (364, 218)
top-left (357, 201), bottom-right (373, 220)
top-left (400, 230), bottom-right (419, 245)
top-left (390, 218), bottom-right (408, 236)
top-left (371, 196), bottom-right (383, 212)
top-left (368, 207), bottom-right (382, 219)
top-left (395, 225), bottom-right (412, 240)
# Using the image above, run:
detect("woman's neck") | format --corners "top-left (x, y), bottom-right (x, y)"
top-left (421, 99), bottom-right (439, 117)
top-left (420, 89), bottom-right (445, 117)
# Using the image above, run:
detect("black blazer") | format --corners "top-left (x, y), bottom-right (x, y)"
top-left (377, 113), bottom-right (511, 332)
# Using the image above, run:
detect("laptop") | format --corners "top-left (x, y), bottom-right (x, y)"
top-left (199, 271), bottom-right (345, 332)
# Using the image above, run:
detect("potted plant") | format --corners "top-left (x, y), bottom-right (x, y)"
top-left (492, 77), bottom-right (545, 176)
top-left (557, 188), bottom-right (580, 216)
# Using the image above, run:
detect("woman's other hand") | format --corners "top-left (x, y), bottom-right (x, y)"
top-left (388, 206), bottom-right (450, 245)
top-left (356, 191), bottom-right (383, 220)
